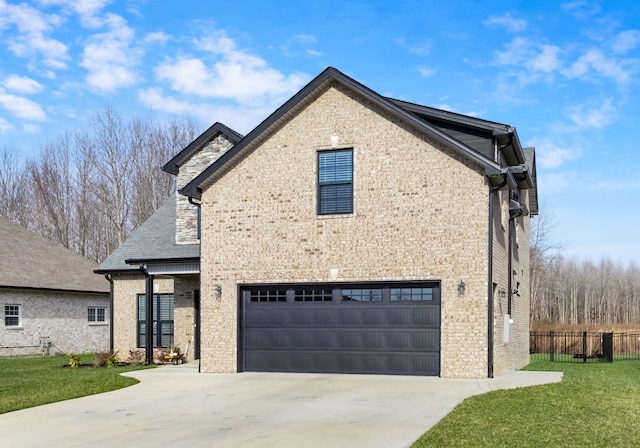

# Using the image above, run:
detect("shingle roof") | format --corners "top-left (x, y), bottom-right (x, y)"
top-left (95, 194), bottom-right (199, 273)
top-left (0, 217), bottom-right (108, 293)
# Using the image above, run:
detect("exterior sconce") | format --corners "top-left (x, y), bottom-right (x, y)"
top-left (457, 280), bottom-right (465, 295)
top-left (512, 282), bottom-right (520, 297)
top-left (499, 289), bottom-right (507, 299)
top-left (214, 284), bottom-right (222, 299)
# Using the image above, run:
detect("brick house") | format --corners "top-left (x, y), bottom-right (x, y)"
top-left (1, 217), bottom-right (109, 357)
top-left (98, 67), bottom-right (537, 378)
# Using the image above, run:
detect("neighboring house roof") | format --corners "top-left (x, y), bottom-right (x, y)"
top-left (95, 195), bottom-right (199, 274)
top-left (180, 66), bottom-right (529, 200)
top-left (162, 122), bottom-right (244, 175)
top-left (0, 217), bottom-right (108, 293)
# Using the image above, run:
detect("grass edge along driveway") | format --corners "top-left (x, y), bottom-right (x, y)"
top-left (413, 359), bottom-right (640, 448)
top-left (0, 355), bottom-right (153, 414)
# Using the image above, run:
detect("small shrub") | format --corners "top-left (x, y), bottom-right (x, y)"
top-left (93, 352), bottom-right (110, 367)
top-left (107, 353), bottom-right (119, 368)
top-left (69, 354), bottom-right (81, 368)
top-left (128, 349), bottom-right (144, 365)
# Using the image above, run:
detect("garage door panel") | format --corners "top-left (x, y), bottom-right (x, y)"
top-left (242, 282), bottom-right (440, 376)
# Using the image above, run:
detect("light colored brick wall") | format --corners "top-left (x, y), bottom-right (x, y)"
top-left (1, 289), bottom-right (109, 357)
top-left (174, 275), bottom-right (199, 361)
top-left (491, 190), bottom-right (531, 375)
top-left (199, 82), bottom-right (495, 378)
top-left (175, 135), bottom-right (236, 244)
top-left (111, 275), bottom-right (174, 361)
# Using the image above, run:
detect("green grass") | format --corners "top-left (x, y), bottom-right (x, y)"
top-left (413, 360), bottom-right (640, 448)
top-left (0, 355), bottom-right (153, 414)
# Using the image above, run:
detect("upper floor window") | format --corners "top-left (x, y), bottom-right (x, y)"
top-left (4, 304), bottom-right (21, 327)
top-left (318, 149), bottom-right (353, 215)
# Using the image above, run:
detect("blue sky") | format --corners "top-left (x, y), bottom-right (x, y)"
top-left (1, 0), bottom-right (640, 263)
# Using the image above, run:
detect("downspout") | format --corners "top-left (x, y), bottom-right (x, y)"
top-left (104, 274), bottom-right (114, 353)
top-left (488, 177), bottom-right (507, 379)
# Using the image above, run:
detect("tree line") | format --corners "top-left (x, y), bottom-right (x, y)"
top-left (530, 209), bottom-right (640, 328)
top-left (0, 108), bottom-right (196, 263)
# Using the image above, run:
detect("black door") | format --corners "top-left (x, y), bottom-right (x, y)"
top-left (240, 282), bottom-right (440, 376)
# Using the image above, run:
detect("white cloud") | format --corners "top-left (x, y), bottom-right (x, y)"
top-left (563, 49), bottom-right (630, 84)
top-left (0, 0), bottom-right (68, 69)
top-left (80, 13), bottom-right (140, 92)
top-left (528, 137), bottom-right (582, 169)
top-left (612, 30), bottom-right (640, 54)
top-left (280, 34), bottom-right (322, 58)
top-left (137, 88), bottom-right (272, 134)
top-left (0, 117), bottom-right (13, 133)
top-left (0, 91), bottom-right (47, 120)
top-left (154, 31), bottom-right (310, 104)
top-left (143, 31), bottom-right (170, 45)
top-left (409, 40), bottom-right (432, 56)
top-left (494, 38), bottom-right (561, 74)
top-left (483, 12), bottom-right (527, 33)
top-left (565, 98), bottom-right (615, 130)
top-left (561, 1), bottom-right (601, 19)
top-left (3, 75), bottom-right (44, 94)
top-left (39, 0), bottom-right (111, 28)
top-left (418, 66), bottom-right (435, 77)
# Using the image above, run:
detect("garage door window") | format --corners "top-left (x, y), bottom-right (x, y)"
top-left (250, 290), bottom-right (287, 302)
top-left (342, 288), bottom-right (382, 302)
top-left (294, 288), bottom-right (332, 302)
top-left (390, 287), bottom-right (434, 301)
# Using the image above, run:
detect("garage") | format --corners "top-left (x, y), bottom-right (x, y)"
top-left (239, 282), bottom-right (440, 376)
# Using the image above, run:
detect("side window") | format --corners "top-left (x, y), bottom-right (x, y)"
top-left (318, 149), bottom-right (353, 215)
top-left (4, 304), bottom-right (21, 327)
top-left (88, 307), bottom-right (106, 323)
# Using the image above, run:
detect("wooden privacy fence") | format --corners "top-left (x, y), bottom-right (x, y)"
top-left (530, 331), bottom-right (640, 363)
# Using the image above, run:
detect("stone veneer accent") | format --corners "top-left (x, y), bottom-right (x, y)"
top-left (175, 135), bottom-right (236, 244)
top-left (197, 82), bottom-right (531, 378)
top-left (1, 289), bottom-right (109, 357)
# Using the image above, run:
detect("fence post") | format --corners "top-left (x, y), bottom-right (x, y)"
top-left (550, 331), bottom-right (554, 362)
top-left (603, 332), bottom-right (614, 363)
top-left (583, 331), bottom-right (588, 363)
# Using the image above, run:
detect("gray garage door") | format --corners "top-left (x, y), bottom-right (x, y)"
top-left (240, 282), bottom-right (440, 376)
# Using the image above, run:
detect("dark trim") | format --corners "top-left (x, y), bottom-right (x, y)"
top-left (180, 67), bottom-right (502, 200)
top-left (104, 274), bottom-right (114, 353)
top-left (125, 256), bottom-right (200, 265)
top-left (144, 271), bottom-right (154, 365)
top-left (0, 285), bottom-right (108, 295)
top-left (162, 122), bottom-right (243, 175)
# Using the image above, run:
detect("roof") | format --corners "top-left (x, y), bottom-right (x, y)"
top-left (180, 67), bottom-right (511, 200)
top-left (95, 194), bottom-right (199, 273)
top-left (523, 147), bottom-right (538, 215)
top-left (0, 217), bottom-right (108, 293)
top-left (162, 122), bottom-right (243, 175)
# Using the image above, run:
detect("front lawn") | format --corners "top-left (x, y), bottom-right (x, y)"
top-left (0, 355), bottom-right (153, 414)
top-left (413, 360), bottom-right (640, 447)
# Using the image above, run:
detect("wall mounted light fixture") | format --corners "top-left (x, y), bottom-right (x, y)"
top-left (499, 289), bottom-right (507, 299)
top-left (457, 280), bottom-right (465, 295)
top-left (214, 284), bottom-right (222, 299)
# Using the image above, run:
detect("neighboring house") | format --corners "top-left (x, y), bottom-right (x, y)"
top-left (1, 217), bottom-right (110, 357)
top-left (98, 67), bottom-right (538, 378)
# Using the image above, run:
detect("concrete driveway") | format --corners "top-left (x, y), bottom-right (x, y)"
top-left (0, 364), bottom-right (561, 448)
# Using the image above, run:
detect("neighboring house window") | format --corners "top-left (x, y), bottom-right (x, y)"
top-left (88, 307), bottom-right (106, 323)
top-left (4, 304), bottom-right (21, 327)
top-left (137, 294), bottom-right (174, 348)
top-left (318, 149), bottom-right (353, 215)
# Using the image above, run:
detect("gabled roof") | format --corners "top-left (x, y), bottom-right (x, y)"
top-left (162, 122), bottom-right (243, 175)
top-left (180, 67), bottom-right (506, 200)
top-left (523, 147), bottom-right (538, 215)
top-left (95, 195), bottom-right (199, 273)
top-left (0, 217), bottom-right (108, 293)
